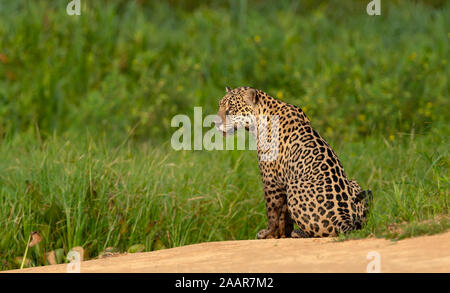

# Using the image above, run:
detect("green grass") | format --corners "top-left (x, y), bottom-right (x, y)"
top-left (0, 123), bottom-right (448, 270)
top-left (0, 0), bottom-right (448, 270)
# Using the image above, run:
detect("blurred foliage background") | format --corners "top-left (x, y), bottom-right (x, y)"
top-left (0, 0), bottom-right (448, 143)
top-left (0, 0), bottom-right (449, 270)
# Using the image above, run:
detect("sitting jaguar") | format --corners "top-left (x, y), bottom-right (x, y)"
top-left (214, 86), bottom-right (372, 238)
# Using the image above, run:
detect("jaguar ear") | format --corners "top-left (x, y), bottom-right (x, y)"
top-left (244, 88), bottom-right (258, 107)
top-left (225, 86), bottom-right (232, 93)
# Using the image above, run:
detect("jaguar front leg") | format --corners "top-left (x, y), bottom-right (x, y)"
top-left (257, 183), bottom-right (288, 239)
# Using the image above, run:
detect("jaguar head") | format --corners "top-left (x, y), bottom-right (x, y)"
top-left (214, 86), bottom-right (259, 136)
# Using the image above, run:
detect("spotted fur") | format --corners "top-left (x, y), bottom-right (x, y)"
top-left (215, 86), bottom-right (372, 238)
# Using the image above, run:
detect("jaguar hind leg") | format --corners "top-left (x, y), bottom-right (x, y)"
top-left (291, 229), bottom-right (310, 238)
top-left (279, 203), bottom-right (294, 238)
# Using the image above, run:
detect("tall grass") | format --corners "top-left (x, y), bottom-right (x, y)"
top-left (0, 0), bottom-right (448, 270)
top-left (0, 124), bottom-right (448, 270)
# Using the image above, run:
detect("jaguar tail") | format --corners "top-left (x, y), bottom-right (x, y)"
top-left (352, 190), bottom-right (373, 230)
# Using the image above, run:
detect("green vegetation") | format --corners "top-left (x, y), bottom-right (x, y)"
top-left (0, 0), bottom-right (448, 270)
